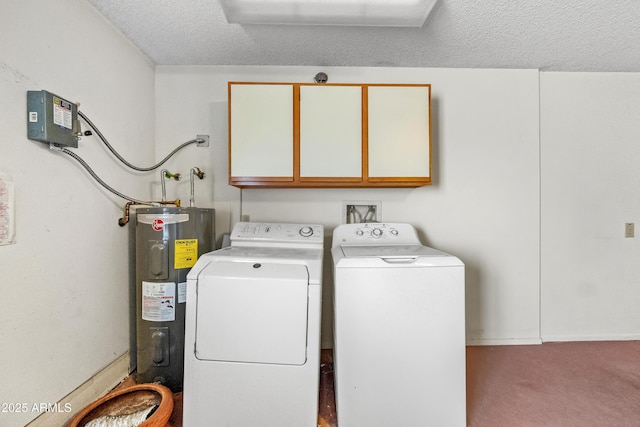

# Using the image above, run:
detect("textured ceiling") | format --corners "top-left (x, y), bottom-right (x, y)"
top-left (87, 0), bottom-right (640, 72)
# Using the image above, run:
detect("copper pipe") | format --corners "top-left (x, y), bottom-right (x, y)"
top-left (118, 199), bottom-right (181, 226)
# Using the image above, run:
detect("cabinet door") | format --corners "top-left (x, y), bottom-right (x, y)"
top-left (367, 85), bottom-right (431, 180)
top-left (299, 85), bottom-right (362, 180)
top-left (229, 84), bottom-right (294, 180)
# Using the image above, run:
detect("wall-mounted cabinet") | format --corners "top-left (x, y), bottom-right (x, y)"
top-left (228, 82), bottom-right (431, 188)
top-left (229, 84), bottom-right (294, 183)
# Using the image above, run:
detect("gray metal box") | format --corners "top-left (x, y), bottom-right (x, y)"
top-left (27, 90), bottom-right (79, 148)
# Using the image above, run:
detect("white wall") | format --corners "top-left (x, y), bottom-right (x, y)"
top-left (0, 1), bottom-right (155, 425)
top-left (155, 66), bottom-right (541, 347)
top-left (540, 72), bottom-right (640, 341)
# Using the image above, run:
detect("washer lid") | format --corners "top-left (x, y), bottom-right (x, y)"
top-left (341, 244), bottom-right (447, 258)
top-left (336, 244), bottom-right (463, 267)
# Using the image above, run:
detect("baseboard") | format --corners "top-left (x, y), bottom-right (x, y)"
top-left (541, 333), bottom-right (640, 343)
top-left (466, 337), bottom-right (543, 346)
top-left (26, 351), bottom-right (130, 427)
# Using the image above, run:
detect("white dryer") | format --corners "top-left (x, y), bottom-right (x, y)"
top-left (332, 223), bottom-right (466, 427)
top-left (183, 222), bottom-right (323, 427)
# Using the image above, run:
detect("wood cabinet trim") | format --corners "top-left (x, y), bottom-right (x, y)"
top-left (230, 176), bottom-right (294, 182)
top-left (293, 84), bottom-right (301, 182)
top-left (299, 176), bottom-right (363, 183)
top-left (362, 85), bottom-right (369, 182)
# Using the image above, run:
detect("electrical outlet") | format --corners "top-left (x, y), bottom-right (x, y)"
top-left (343, 201), bottom-right (381, 224)
top-left (196, 134), bottom-right (210, 147)
top-left (625, 223), bottom-right (634, 238)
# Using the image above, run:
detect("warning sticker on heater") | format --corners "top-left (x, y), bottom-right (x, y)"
top-left (178, 281), bottom-right (187, 304)
top-left (142, 281), bottom-right (176, 322)
top-left (175, 239), bottom-right (198, 269)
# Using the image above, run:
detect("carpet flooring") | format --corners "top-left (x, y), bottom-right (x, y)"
top-left (114, 340), bottom-right (640, 426)
top-left (466, 341), bottom-right (640, 427)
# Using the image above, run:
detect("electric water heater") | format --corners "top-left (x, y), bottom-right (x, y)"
top-left (135, 206), bottom-right (215, 391)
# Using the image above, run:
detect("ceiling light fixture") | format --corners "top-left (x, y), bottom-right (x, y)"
top-left (218, 0), bottom-right (438, 27)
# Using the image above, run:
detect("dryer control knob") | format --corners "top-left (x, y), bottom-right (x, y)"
top-left (299, 226), bottom-right (314, 237)
top-left (372, 228), bottom-right (383, 237)
top-left (356, 229), bottom-right (364, 236)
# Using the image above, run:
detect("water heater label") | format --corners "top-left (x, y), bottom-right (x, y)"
top-left (175, 239), bottom-right (198, 269)
top-left (178, 281), bottom-right (187, 304)
top-left (142, 281), bottom-right (176, 322)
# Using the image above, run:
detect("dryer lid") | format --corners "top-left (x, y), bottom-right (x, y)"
top-left (194, 261), bottom-right (310, 365)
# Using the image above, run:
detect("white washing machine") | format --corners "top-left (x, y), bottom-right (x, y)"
top-left (183, 222), bottom-right (323, 427)
top-left (332, 223), bottom-right (466, 427)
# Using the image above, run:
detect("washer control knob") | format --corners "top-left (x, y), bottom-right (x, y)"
top-left (356, 229), bottom-right (364, 236)
top-left (299, 226), bottom-right (314, 237)
top-left (372, 228), bottom-right (383, 238)
top-left (390, 229), bottom-right (399, 236)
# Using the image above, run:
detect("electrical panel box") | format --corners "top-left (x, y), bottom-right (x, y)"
top-left (27, 90), bottom-right (79, 148)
